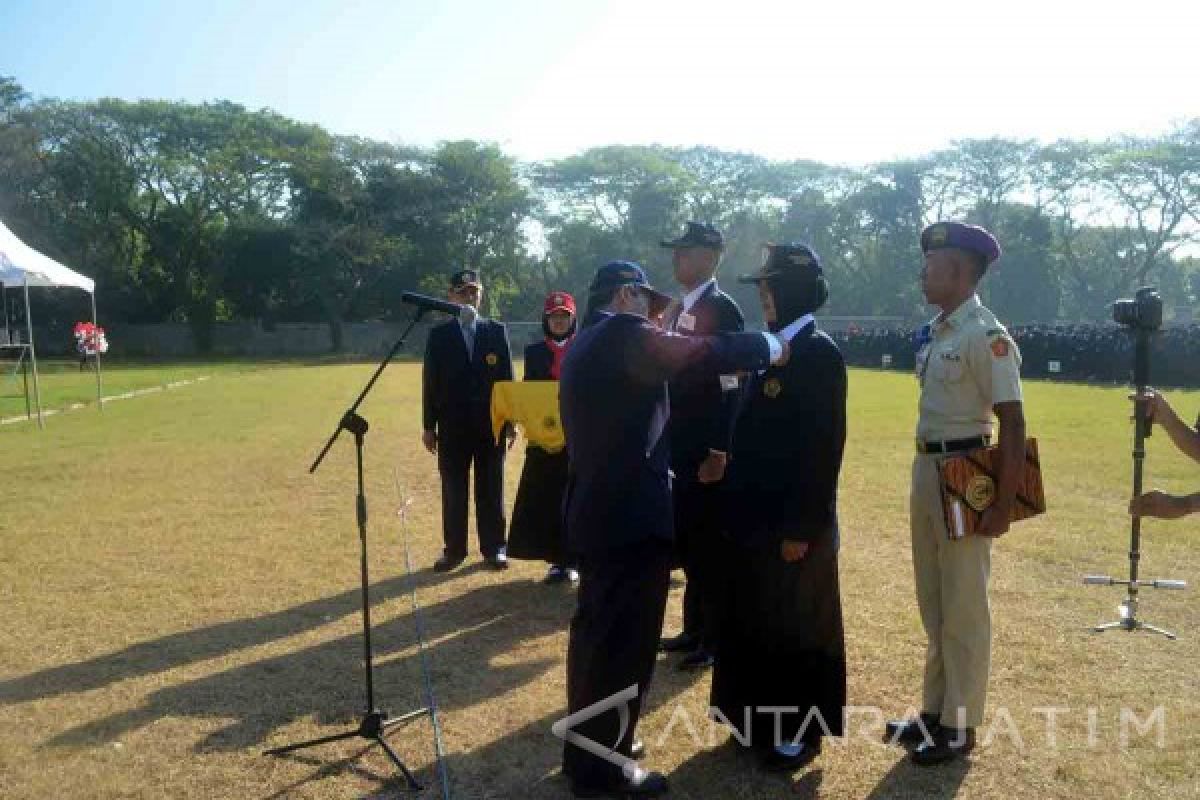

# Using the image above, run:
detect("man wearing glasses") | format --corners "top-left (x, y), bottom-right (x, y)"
top-left (559, 261), bottom-right (791, 797)
top-left (421, 268), bottom-right (515, 572)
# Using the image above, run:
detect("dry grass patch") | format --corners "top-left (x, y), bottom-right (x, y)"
top-left (1, 365), bottom-right (1198, 799)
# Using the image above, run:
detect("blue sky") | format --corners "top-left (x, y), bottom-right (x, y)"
top-left (3, 0), bottom-right (1197, 165)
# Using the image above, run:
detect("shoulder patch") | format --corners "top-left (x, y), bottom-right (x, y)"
top-left (990, 338), bottom-right (1010, 358)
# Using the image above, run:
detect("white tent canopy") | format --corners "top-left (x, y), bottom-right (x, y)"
top-left (0, 221), bottom-right (96, 292)
top-left (0, 219), bottom-right (101, 427)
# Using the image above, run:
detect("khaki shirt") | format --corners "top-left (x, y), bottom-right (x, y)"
top-left (916, 294), bottom-right (1022, 441)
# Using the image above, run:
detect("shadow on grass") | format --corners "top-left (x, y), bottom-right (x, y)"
top-left (0, 563), bottom-right (486, 708)
top-left (862, 753), bottom-right (970, 800)
top-left (262, 745), bottom-right (389, 800)
top-left (41, 574), bottom-right (575, 756)
top-left (667, 737), bottom-right (826, 798)
top-left (25, 560), bottom-right (716, 797)
top-left (428, 650), bottom-right (747, 798)
top-left (433, 691), bottom-right (830, 799)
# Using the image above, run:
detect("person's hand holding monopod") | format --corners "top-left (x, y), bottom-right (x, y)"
top-left (1128, 389), bottom-right (1200, 519)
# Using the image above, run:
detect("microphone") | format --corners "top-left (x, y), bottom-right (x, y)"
top-left (401, 291), bottom-right (463, 316)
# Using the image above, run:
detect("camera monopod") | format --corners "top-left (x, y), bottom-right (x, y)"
top-left (1084, 290), bottom-right (1186, 638)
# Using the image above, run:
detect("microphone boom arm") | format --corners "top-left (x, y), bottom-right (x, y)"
top-left (310, 307), bottom-right (428, 474)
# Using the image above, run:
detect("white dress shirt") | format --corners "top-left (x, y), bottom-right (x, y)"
top-left (459, 306), bottom-right (478, 359)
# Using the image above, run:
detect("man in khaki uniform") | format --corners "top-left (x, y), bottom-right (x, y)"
top-left (886, 222), bottom-right (1026, 766)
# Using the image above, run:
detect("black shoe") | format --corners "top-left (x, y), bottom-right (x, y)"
top-left (543, 565), bottom-right (568, 584)
top-left (484, 552), bottom-right (509, 570)
top-left (884, 713), bottom-right (941, 746)
top-left (912, 727), bottom-right (975, 766)
top-left (677, 650), bottom-right (715, 671)
top-left (761, 740), bottom-right (821, 772)
top-left (659, 632), bottom-right (699, 653)
top-left (433, 554), bottom-right (465, 572)
top-left (572, 768), bottom-right (668, 798)
top-left (629, 739), bottom-right (645, 760)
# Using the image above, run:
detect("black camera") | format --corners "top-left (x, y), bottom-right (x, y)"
top-left (1112, 286), bottom-right (1163, 331)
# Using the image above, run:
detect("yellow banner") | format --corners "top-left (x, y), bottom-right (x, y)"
top-left (490, 380), bottom-right (564, 453)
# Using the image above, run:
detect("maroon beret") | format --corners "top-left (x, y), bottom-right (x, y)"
top-left (920, 222), bottom-right (1002, 266)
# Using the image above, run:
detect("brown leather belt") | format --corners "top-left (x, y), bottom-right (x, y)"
top-left (916, 435), bottom-right (990, 454)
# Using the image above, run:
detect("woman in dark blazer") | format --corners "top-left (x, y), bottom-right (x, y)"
top-left (507, 291), bottom-right (579, 584)
top-left (711, 243), bottom-right (848, 773)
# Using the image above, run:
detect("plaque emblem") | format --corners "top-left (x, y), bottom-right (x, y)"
top-left (965, 474), bottom-right (996, 512)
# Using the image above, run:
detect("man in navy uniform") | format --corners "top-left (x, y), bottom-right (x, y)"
top-left (558, 260), bottom-right (791, 798)
top-left (658, 221), bottom-right (745, 671)
top-left (421, 268), bottom-right (515, 572)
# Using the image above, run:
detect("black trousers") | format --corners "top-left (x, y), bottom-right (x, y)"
top-left (507, 447), bottom-right (571, 566)
top-left (711, 537), bottom-right (846, 749)
top-left (675, 478), bottom-right (723, 652)
top-left (437, 433), bottom-right (506, 558)
top-left (564, 540), bottom-right (672, 789)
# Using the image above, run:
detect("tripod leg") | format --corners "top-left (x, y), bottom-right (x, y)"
top-left (374, 734), bottom-right (424, 791)
top-left (1135, 621), bottom-right (1177, 640)
top-left (382, 707), bottom-right (430, 731)
top-left (265, 728), bottom-right (362, 756)
top-left (1092, 621), bottom-right (1125, 632)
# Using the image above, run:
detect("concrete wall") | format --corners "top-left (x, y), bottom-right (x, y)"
top-left (27, 320), bottom-right (549, 358)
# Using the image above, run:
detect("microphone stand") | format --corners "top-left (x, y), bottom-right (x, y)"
top-left (265, 307), bottom-right (433, 790)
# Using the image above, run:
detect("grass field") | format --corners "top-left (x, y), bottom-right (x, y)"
top-left (0, 359), bottom-right (269, 420)
top-left (1, 363), bottom-right (1198, 799)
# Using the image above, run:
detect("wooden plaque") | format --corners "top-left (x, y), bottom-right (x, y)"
top-left (936, 438), bottom-right (1046, 539)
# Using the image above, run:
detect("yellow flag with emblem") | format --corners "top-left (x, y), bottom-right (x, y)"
top-left (490, 381), bottom-right (565, 453)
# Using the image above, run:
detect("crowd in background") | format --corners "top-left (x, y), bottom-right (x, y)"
top-left (834, 324), bottom-right (1200, 388)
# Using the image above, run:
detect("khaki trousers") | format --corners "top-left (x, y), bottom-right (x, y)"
top-left (910, 453), bottom-right (993, 729)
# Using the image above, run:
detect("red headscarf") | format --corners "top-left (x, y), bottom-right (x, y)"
top-left (543, 291), bottom-right (576, 379)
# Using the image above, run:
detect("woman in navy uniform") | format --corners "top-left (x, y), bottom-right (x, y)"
top-left (559, 261), bottom-right (791, 798)
top-left (421, 269), bottom-right (515, 571)
top-left (711, 243), bottom-right (848, 772)
top-left (507, 290), bottom-right (579, 584)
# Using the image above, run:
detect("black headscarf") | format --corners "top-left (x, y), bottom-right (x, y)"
top-left (765, 269), bottom-right (827, 333)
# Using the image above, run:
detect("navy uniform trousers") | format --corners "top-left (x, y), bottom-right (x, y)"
top-left (564, 540), bottom-right (673, 786)
top-left (437, 431), bottom-right (506, 559)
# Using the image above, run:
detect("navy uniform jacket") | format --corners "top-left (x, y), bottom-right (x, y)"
top-left (523, 340), bottom-right (556, 381)
top-left (723, 320), bottom-right (847, 548)
top-left (666, 283), bottom-right (745, 474)
top-left (559, 312), bottom-right (772, 558)
top-left (422, 317), bottom-right (514, 439)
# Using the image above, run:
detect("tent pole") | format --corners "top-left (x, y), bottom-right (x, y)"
top-left (23, 276), bottom-right (43, 428)
top-left (91, 293), bottom-right (102, 411)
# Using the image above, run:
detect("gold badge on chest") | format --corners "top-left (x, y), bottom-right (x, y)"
top-left (485, 352), bottom-right (498, 366)
top-left (763, 377), bottom-right (782, 398)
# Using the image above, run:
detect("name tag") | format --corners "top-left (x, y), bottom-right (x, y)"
top-left (677, 312), bottom-right (696, 332)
